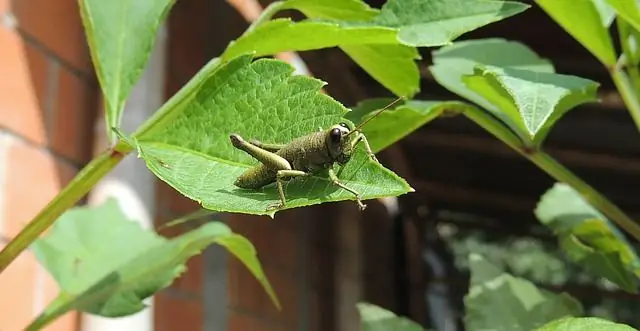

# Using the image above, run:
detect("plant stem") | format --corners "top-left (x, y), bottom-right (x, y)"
top-left (0, 148), bottom-right (126, 273)
top-left (529, 152), bottom-right (640, 240)
top-left (611, 20), bottom-right (640, 133)
top-left (612, 68), bottom-right (640, 133)
top-left (133, 57), bottom-right (221, 139)
top-left (462, 105), bottom-right (640, 241)
top-left (617, 19), bottom-right (640, 92)
top-left (243, 1), bottom-right (284, 35)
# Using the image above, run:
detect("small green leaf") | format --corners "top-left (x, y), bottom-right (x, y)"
top-left (592, 0), bottom-right (617, 27)
top-left (280, 0), bottom-right (421, 97)
top-left (30, 199), bottom-right (276, 328)
top-left (430, 38), bottom-right (554, 135)
top-left (79, 0), bottom-right (175, 137)
top-left (535, 183), bottom-right (640, 293)
top-left (536, 316), bottom-right (638, 331)
top-left (463, 65), bottom-right (599, 145)
top-left (357, 302), bottom-right (424, 331)
top-left (222, 18), bottom-right (398, 61)
top-left (280, 0), bottom-right (379, 20)
top-left (372, 0), bottom-right (530, 47)
top-left (346, 99), bottom-right (469, 152)
top-left (341, 44), bottom-right (420, 98)
top-left (536, 0), bottom-right (617, 66)
top-left (465, 253), bottom-right (583, 331)
top-left (136, 54), bottom-right (412, 216)
top-left (605, 0), bottom-right (640, 32)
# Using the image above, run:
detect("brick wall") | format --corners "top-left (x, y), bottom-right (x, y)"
top-left (0, 0), bottom-right (365, 330)
top-left (0, 0), bottom-right (97, 329)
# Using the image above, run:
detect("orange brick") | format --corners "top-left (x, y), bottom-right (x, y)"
top-left (154, 292), bottom-right (203, 331)
top-left (50, 67), bottom-right (95, 164)
top-left (0, 247), bottom-right (37, 331)
top-left (3, 137), bottom-right (77, 238)
top-left (0, 28), bottom-right (47, 144)
top-left (13, 0), bottom-right (93, 74)
top-left (228, 311), bottom-right (277, 331)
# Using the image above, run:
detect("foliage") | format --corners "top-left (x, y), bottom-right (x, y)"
top-left (27, 199), bottom-right (276, 330)
top-left (0, 0), bottom-right (639, 329)
top-left (536, 183), bottom-right (640, 293)
top-left (357, 302), bottom-right (425, 331)
top-left (464, 253), bottom-right (583, 331)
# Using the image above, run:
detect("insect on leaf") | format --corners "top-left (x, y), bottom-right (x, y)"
top-left (135, 54), bottom-right (413, 217)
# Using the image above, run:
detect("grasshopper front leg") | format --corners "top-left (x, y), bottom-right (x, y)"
top-left (328, 168), bottom-right (366, 211)
top-left (351, 132), bottom-right (378, 163)
top-left (230, 134), bottom-right (308, 211)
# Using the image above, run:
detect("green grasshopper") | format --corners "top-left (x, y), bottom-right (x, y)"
top-left (229, 98), bottom-right (402, 212)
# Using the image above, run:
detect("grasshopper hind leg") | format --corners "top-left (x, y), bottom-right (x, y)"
top-left (230, 134), bottom-right (310, 211)
top-left (267, 170), bottom-right (309, 211)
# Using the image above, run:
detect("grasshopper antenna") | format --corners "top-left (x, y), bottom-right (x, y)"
top-left (347, 96), bottom-right (405, 136)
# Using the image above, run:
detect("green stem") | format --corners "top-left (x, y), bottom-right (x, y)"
top-left (243, 1), bottom-right (285, 35)
top-left (0, 148), bottom-right (126, 273)
top-left (462, 105), bottom-right (640, 241)
top-left (529, 152), bottom-right (640, 240)
top-left (617, 19), bottom-right (640, 92)
top-left (611, 67), bottom-right (640, 133)
top-left (133, 57), bottom-right (221, 139)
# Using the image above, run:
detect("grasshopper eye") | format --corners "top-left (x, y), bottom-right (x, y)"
top-left (339, 122), bottom-right (349, 129)
top-left (330, 128), bottom-right (342, 143)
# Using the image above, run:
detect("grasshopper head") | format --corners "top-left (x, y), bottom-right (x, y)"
top-left (326, 122), bottom-right (355, 165)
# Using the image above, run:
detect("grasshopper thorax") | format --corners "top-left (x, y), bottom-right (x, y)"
top-left (326, 122), bottom-right (355, 165)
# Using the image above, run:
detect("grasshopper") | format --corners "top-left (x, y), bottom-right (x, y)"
top-left (229, 97), bottom-right (402, 212)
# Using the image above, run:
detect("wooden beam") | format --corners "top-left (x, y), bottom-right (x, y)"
top-left (406, 131), bottom-right (640, 174)
top-left (414, 180), bottom-right (535, 214)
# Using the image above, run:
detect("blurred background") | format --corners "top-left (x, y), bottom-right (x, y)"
top-left (0, 0), bottom-right (639, 330)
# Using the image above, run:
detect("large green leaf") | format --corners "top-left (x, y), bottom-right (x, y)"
top-left (135, 54), bottom-right (412, 217)
top-left (462, 65), bottom-right (599, 145)
top-left (592, 0), bottom-right (617, 27)
top-left (30, 199), bottom-right (276, 329)
top-left (536, 0), bottom-right (617, 66)
top-left (221, 19), bottom-right (399, 60)
top-left (281, 0), bottom-right (379, 20)
top-left (605, 0), bottom-right (640, 31)
top-left (280, 0), bottom-right (421, 97)
top-left (79, 0), bottom-right (174, 138)
top-left (536, 317), bottom-right (637, 331)
top-left (430, 38), bottom-right (554, 138)
top-left (340, 42), bottom-right (420, 98)
top-left (465, 253), bottom-right (583, 331)
top-left (372, 0), bottom-right (530, 47)
top-left (346, 99), bottom-right (470, 152)
top-left (535, 183), bottom-right (640, 293)
top-left (357, 302), bottom-right (424, 331)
